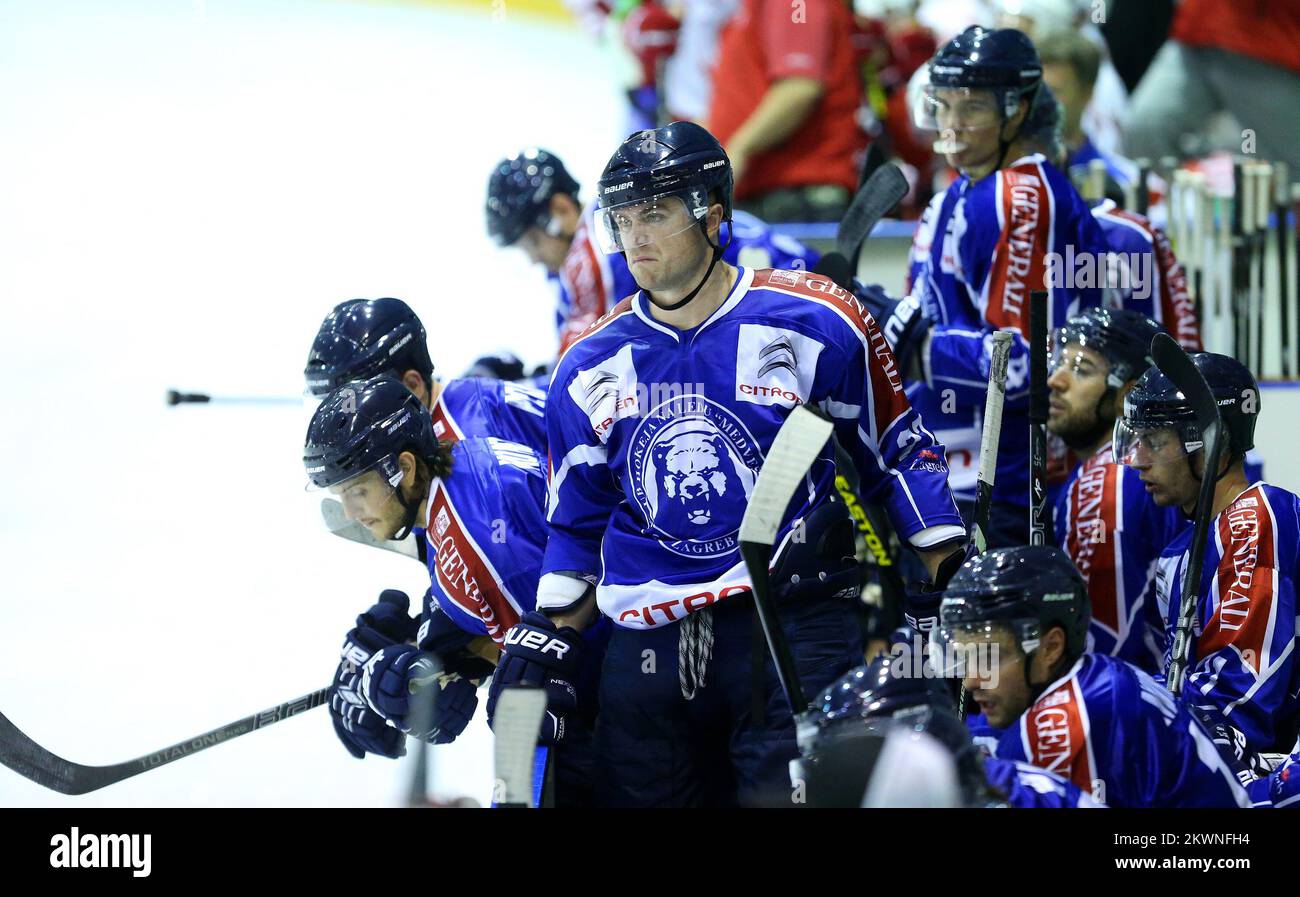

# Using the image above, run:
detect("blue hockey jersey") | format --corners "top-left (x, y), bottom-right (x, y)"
top-left (542, 266), bottom-right (964, 628)
top-left (1155, 482), bottom-right (1300, 754)
top-left (996, 653), bottom-right (1249, 808)
top-left (553, 206), bottom-right (820, 355)
top-left (984, 756), bottom-right (1103, 808)
top-left (415, 437), bottom-right (548, 644)
top-left (1055, 441), bottom-right (1189, 672)
top-left (430, 377), bottom-right (548, 456)
top-left (1090, 199), bottom-right (1202, 349)
top-left (905, 153), bottom-right (1107, 505)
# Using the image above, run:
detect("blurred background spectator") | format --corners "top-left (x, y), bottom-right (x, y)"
top-left (705, 0), bottom-right (865, 222)
top-left (1122, 0), bottom-right (1300, 173)
top-left (1038, 30), bottom-right (1137, 193)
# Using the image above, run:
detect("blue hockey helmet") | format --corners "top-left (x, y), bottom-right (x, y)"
top-left (803, 645), bottom-right (989, 807)
top-left (1052, 307), bottom-right (1167, 389)
top-left (937, 546), bottom-right (1091, 664)
top-left (485, 149), bottom-right (581, 248)
top-left (592, 121), bottom-right (733, 256)
top-left (304, 298), bottom-right (434, 398)
top-left (914, 26), bottom-right (1043, 144)
top-left (1115, 351), bottom-right (1259, 467)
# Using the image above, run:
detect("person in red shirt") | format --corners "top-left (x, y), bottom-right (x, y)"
top-left (1122, 0), bottom-right (1300, 173)
top-left (706, 0), bottom-right (865, 222)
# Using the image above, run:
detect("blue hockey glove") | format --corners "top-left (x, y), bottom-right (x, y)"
top-left (853, 283), bottom-right (931, 375)
top-left (327, 589), bottom-right (418, 760)
top-left (362, 644), bottom-right (479, 744)
top-left (487, 612), bottom-right (584, 745)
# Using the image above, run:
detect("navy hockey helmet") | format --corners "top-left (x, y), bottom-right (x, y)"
top-left (938, 546), bottom-right (1091, 663)
top-left (1115, 351), bottom-right (1259, 467)
top-left (463, 351), bottom-right (526, 381)
top-left (485, 149), bottom-right (581, 248)
top-left (803, 648), bottom-right (990, 807)
top-left (1052, 307), bottom-right (1167, 388)
top-left (304, 298), bottom-right (434, 398)
top-left (303, 375), bottom-right (440, 492)
top-left (593, 121), bottom-right (733, 252)
top-left (929, 25), bottom-right (1042, 97)
top-left (915, 26), bottom-right (1043, 148)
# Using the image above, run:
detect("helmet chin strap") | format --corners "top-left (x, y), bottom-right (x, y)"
top-left (389, 465), bottom-right (423, 541)
top-left (646, 219), bottom-right (733, 313)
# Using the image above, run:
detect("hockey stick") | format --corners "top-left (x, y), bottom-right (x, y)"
top-left (167, 389), bottom-right (299, 406)
top-left (0, 687), bottom-right (329, 795)
top-left (1028, 290), bottom-right (1051, 547)
top-left (812, 163), bottom-right (910, 287)
top-left (971, 331), bottom-right (1015, 555)
top-left (738, 406), bottom-right (835, 752)
top-left (491, 687), bottom-right (548, 808)
top-left (956, 330), bottom-right (1014, 720)
top-left (1150, 333), bottom-right (1225, 696)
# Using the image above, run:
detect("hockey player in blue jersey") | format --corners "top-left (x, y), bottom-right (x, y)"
top-left (1116, 353), bottom-right (1300, 761)
top-left (485, 147), bottom-right (821, 356)
top-left (305, 297), bottom-right (547, 455)
top-left (800, 645), bottom-right (1102, 807)
top-left (1048, 308), bottom-right (1187, 672)
top-left (486, 121), bottom-right (966, 807)
top-left (867, 27), bottom-right (1107, 546)
top-left (936, 545), bottom-right (1249, 807)
top-left (303, 376), bottom-right (604, 804)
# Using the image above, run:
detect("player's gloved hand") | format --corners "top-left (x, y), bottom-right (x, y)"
top-left (487, 612), bottom-right (584, 745)
top-left (361, 645), bottom-right (478, 744)
top-left (904, 544), bottom-right (968, 638)
top-left (854, 283), bottom-right (931, 375)
top-left (330, 689), bottom-right (407, 760)
top-left (327, 589), bottom-right (419, 759)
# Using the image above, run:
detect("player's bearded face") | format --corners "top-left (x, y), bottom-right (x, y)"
top-left (332, 469), bottom-right (405, 541)
top-left (959, 626), bottom-right (1033, 729)
top-left (1047, 344), bottom-right (1113, 448)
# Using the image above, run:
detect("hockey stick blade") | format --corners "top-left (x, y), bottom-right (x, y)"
top-left (739, 406), bottom-right (835, 739)
top-left (836, 162), bottom-right (908, 264)
top-left (0, 688), bottom-right (329, 795)
top-left (492, 687), bottom-right (548, 808)
top-left (1150, 333), bottom-right (1225, 695)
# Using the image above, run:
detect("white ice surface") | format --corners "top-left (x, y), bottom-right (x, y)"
top-left (0, 0), bottom-right (624, 806)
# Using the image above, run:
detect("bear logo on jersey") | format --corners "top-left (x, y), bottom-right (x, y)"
top-left (628, 394), bottom-right (762, 559)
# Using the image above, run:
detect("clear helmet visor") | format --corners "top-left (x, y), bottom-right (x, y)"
top-left (912, 84), bottom-right (1011, 153)
top-left (1049, 335), bottom-right (1121, 389)
top-left (930, 620), bottom-right (1035, 684)
top-left (592, 191), bottom-right (709, 255)
top-left (305, 454), bottom-right (409, 541)
top-left (1112, 418), bottom-right (1202, 467)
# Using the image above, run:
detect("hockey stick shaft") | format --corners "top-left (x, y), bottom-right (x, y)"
top-left (739, 406), bottom-right (836, 735)
top-left (0, 687), bottom-right (330, 795)
top-left (958, 330), bottom-right (1013, 720)
top-left (1150, 334), bottom-right (1225, 695)
top-left (970, 331), bottom-right (1015, 554)
top-left (167, 389), bottom-right (300, 406)
top-left (1028, 290), bottom-right (1051, 547)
